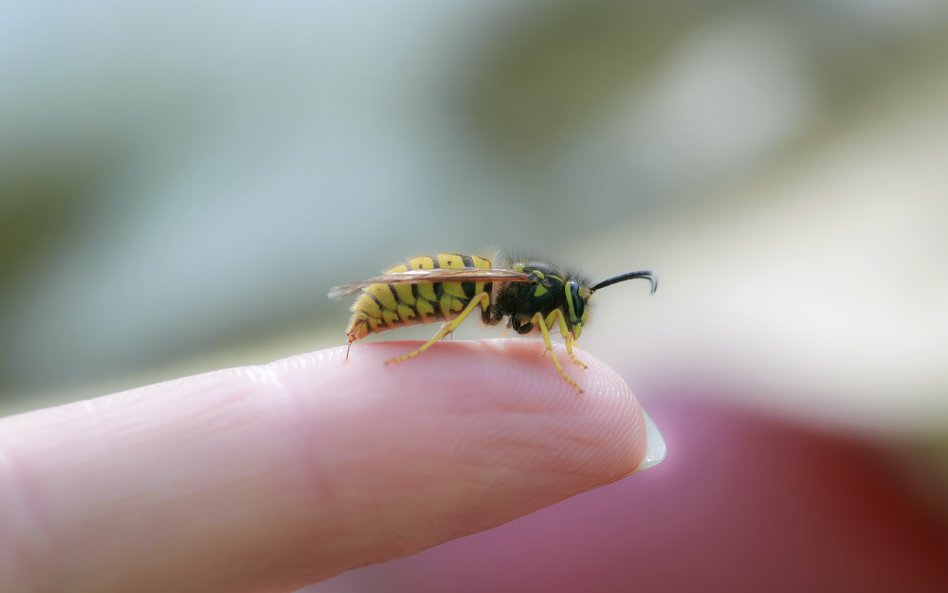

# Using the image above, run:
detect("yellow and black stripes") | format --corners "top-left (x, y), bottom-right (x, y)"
top-left (345, 253), bottom-right (493, 342)
top-left (332, 252), bottom-right (657, 393)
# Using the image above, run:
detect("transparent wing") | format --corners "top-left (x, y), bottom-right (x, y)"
top-left (328, 268), bottom-right (532, 300)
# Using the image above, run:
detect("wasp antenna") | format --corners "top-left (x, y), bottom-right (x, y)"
top-left (591, 271), bottom-right (658, 294)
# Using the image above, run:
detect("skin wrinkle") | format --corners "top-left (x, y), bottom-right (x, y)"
top-left (579, 360), bottom-right (645, 463)
top-left (485, 420), bottom-right (609, 469)
top-left (285, 375), bottom-right (392, 518)
top-left (248, 361), bottom-right (345, 509)
top-left (262, 360), bottom-right (462, 575)
top-left (376, 439), bottom-right (552, 484)
top-left (354, 404), bottom-right (589, 487)
top-left (228, 366), bottom-right (372, 578)
top-left (517, 356), bottom-right (640, 477)
top-left (182, 387), bottom-right (348, 589)
top-left (100, 370), bottom-right (335, 591)
top-left (364, 341), bottom-right (591, 416)
top-left (93, 378), bottom-right (268, 503)
top-left (438, 358), bottom-right (634, 477)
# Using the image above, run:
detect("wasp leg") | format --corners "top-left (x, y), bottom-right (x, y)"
top-left (531, 312), bottom-right (583, 393)
top-left (386, 292), bottom-right (491, 365)
top-left (543, 309), bottom-right (588, 369)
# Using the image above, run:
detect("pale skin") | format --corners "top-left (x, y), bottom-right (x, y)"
top-left (0, 340), bottom-right (649, 593)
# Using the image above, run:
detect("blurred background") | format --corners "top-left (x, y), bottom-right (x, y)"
top-left (1, 0), bottom-right (946, 591)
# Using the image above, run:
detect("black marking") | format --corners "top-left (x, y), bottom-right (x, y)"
top-left (434, 282), bottom-right (444, 300)
top-left (367, 292), bottom-right (385, 311)
top-left (461, 281), bottom-right (474, 299)
top-left (432, 255), bottom-right (440, 269)
top-left (461, 254), bottom-right (474, 268)
top-left (385, 284), bottom-right (400, 307)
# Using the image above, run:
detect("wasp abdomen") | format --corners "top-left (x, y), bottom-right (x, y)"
top-left (345, 253), bottom-right (493, 342)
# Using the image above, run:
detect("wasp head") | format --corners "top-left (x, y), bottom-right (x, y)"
top-left (564, 280), bottom-right (592, 339)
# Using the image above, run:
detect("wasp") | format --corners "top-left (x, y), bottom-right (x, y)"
top-left (328, 253), bottom-right (657, 393)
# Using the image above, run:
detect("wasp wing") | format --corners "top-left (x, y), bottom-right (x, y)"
top-left (328, 268), bottom-right (533, 300)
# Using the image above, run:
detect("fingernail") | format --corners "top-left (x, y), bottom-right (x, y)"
top-left (635, 410), bottom-right (667, 472)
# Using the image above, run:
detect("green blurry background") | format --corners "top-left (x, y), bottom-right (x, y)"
top-left (2, 0), bottom-right (946, 482)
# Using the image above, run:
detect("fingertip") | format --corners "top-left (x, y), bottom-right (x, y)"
top-left (278, 339), bottom-right (650, 482)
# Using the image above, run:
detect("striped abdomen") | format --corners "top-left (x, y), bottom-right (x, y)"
top-left (346, 253), bottom-right (494, 342)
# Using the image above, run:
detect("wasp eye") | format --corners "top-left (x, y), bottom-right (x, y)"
top-left (569, 281), bottom-right (585, 321)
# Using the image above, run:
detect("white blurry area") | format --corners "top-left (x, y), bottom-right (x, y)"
top-left (582, 75), bottom-right (948, 434)
top-left (0, 0), bottom-right (945, 445)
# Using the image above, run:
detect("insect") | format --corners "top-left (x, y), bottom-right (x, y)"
top-left (328, 253), bottom-right (657, 393)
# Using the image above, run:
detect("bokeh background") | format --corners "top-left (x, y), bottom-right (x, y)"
top-left (2, 1), bottom-right (946, 591)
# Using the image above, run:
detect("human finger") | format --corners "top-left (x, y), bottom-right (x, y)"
top-left (0, 339), bottom-right (663, 593)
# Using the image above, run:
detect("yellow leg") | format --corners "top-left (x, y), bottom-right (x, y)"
top-left (386, 292), bottom-right (491, 365)
top-left (543, 309), bottom-right (587, 369)
top-left (531, 312), bottom-right (583, 393)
